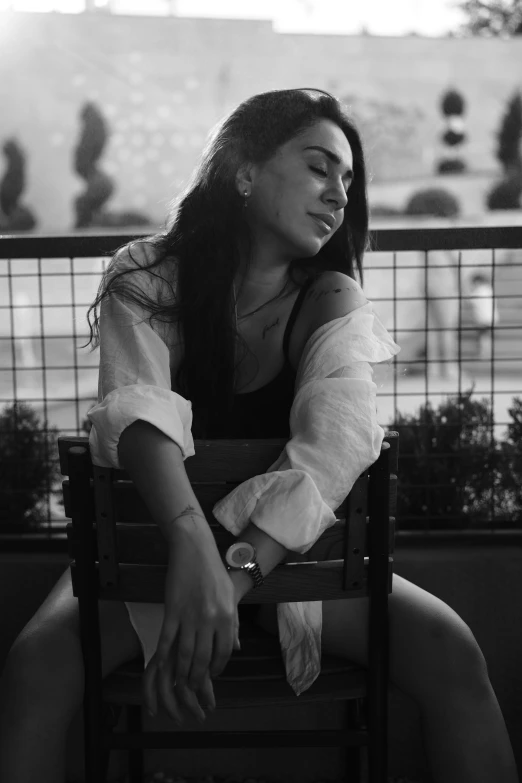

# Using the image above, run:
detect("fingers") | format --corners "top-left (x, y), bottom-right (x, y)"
top-left (195, 670), bottom-right (216, 713)
top-left (174, 680), bottom-right (207, 723)
top-left (143, 609), bottom-right (240, 724)
top-left (187, 630), bottom-right (213, 692)
top-left (147, 618), bottom-right (191, 723)
top-left (143, 653), bottom-right (211, 725)
top-left (150, 628), bottom-right (211, 724)
top-left (209, 615), bottom-right (237, 678)
top-left (174, 626), bottom-right (199, 689)
top-left (155, 638), bottom-right (187, 724)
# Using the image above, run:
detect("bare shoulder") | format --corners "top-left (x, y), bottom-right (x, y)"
top-left (302, 270), bottom-right (369, 339)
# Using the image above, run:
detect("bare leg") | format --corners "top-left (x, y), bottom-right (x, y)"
top-left (420, 680), bottom-right (518, 783)
top-left (317, 574), bottom-right (519, 783)
top-left (0, 640), bottom-right (83, 783)
top-left (0, 566), bottom-right (141, 783)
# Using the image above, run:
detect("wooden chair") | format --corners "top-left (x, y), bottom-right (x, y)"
top-left (58, 431), bottom-right (398, 783)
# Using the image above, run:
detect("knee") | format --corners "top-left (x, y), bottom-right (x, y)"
top-left (428, 612), bottom-right (489, 691)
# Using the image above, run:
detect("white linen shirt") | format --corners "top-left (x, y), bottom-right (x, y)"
top-left (87, 243), bottom-right (401, 696)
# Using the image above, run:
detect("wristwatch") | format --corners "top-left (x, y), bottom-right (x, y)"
top-left (224, 541), bottom-right (264, 589)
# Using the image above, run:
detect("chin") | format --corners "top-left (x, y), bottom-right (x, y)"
top-left (289, 234), bottom-right (325, 258)
top-left (301, 239), bottom-right (327, 258)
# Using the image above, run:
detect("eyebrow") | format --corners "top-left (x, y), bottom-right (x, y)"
top-left (304, 145), bottom-right (354, 182)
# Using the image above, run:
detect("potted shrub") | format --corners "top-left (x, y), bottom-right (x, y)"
top-left (391, 390), bottom-right (522, 530)
top-left (0, 401), bottom-right (61, 532)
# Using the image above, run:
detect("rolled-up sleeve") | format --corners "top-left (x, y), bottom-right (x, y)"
top-left (87, 245), bottom-right (194, 469)
top-left (211, 303), bottom-right (400, 553)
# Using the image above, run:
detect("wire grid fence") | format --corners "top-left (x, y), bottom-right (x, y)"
top-left (0, 228), bottom-right (521, 540)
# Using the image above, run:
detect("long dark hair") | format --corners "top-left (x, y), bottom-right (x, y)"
top-left (83, 88), bottom-right (370, 437)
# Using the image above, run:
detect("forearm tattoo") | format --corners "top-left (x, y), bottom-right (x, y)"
top-left (171, 504), bottom-right (207, 525)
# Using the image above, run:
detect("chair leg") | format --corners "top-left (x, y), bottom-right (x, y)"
top-left (344, 746), bottom-right (362, 782)
top-left (99, 704), bottom-right (123, 783)
top-left (367, 690), bottom-right (388, 783)
top-left (127, 704), bottom-right (144, 783)
top-left (343, 700), bottom-right (363, 783)
top-left (83, 697), bottom-right (111, 782)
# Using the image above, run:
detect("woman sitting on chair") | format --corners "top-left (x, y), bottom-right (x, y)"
top-left (0, 88), bottom-right (518, 783)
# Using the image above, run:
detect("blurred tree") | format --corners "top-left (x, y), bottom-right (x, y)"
top-left (453, 0), bottom-right (522, 36)
top-left (486, 91), bottom-right (522, 209)
top-left (496, 91), bottom-right (522, 174)
top-left (0, 139), bottom-right (36, 232)
top-left (72, 101), bottom-right (152, 230)
top-left (73, 102), bottom-right (114, 229)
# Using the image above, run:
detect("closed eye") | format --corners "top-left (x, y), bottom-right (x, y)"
top-left (310, 166), bottom-right (350, 195)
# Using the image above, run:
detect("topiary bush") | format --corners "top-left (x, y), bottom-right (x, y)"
top-left (390, 390), bottom-right (522, 530)
top-left (405, 188), bottom-right (460, 218)
top-left (0, 401), bottom-right (61, 532)
top-left (438, 159), bottom-right (466, 174)
top-left (486, 172), bottom-right (522, 210)
top-left (496, 91), bottom-right (522, 176)
top-left (437, 88), bottom-right (467, 175)
top-left (370, 204), bottom-right (404, 217)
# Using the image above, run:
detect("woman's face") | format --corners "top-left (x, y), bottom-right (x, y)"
top-left (244, 118), bottom-right (354, 260)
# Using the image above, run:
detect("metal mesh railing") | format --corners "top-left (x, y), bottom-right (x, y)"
top-left (1, 228), bottom-right (521, 541)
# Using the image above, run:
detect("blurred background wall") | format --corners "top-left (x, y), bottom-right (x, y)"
top-left (1, 10), bottom-right (521, 231)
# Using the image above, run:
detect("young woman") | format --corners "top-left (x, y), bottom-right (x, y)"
top-left (0, 89), bottom-right (518, 783)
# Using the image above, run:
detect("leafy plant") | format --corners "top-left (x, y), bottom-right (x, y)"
top-left (391, 390), bottom-right (522, 530)
top-left (0, 401), bottom-right (61, 531)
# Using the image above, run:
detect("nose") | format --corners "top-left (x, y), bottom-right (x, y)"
top-left (324, 179), bottom-right (348, 211)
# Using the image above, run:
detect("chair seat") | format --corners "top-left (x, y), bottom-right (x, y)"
top-left (102, 622), bottom-right (368, 708)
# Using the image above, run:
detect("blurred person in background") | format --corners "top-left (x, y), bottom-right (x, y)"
top-left (468, 272), bottom-right (499, 361)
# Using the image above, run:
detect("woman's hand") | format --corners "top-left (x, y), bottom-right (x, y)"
top-left (143, 519), bottom-right (240, 725)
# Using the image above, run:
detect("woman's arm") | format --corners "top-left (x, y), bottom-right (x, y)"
top-left (117, 418), bottom-right (212, 544)
top-left (118, 418), bottom-right (289, 601)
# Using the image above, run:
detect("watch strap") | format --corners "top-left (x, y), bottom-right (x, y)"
top-left (241, 559), bottom-right (264, 589)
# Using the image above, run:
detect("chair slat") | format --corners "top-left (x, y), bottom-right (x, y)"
top-left (60, 437), bottom-right (291, 481)
top-left (102, 655), bottom-right (368, 707)
top-left (66, 518), bottom-right (396, 565)
top-left (70, 558), bottom-right (393, 604)
top-left (60, 433), bottom-right (398, 481)
top-left (385, 431), bottom-right (398, 475)
top-left (62, 474), bottom-right (396, 522)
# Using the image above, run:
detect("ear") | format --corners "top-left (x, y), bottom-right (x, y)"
top-left (235, 163), bottom-right (256, 198)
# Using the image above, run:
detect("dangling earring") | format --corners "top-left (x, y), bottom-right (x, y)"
top-left (243, 189), bottom-right (249, 208)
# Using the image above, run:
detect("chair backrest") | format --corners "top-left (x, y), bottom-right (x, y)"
top-left (58, 433), bottom-right (398, 605)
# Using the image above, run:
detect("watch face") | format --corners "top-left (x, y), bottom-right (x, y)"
top-left (226, 541), bottom-right (254, 567)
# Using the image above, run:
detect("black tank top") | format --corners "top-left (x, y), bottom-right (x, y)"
top-left (205, 276), bottom-right (316, 439)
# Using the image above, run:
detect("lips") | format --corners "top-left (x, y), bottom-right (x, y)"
top-left (309, 212), bottom-right (335, 231)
